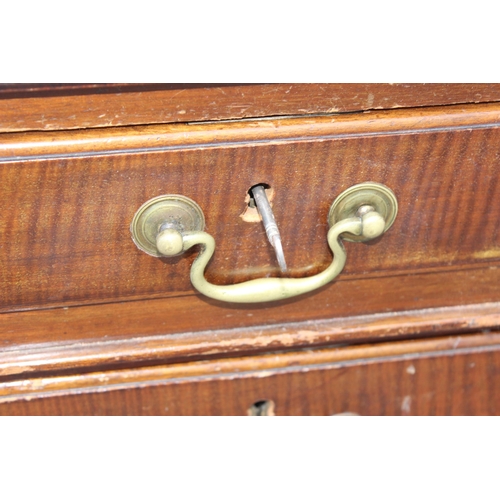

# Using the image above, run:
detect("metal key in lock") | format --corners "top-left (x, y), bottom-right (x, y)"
top-left (250, 185), bottom-right (287, 273)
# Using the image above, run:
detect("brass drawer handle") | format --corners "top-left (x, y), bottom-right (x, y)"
top-left (130, 183), bottom-right (397, 303)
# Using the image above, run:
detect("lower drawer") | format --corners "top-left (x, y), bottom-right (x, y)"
top-left (2, 332), bottom-right (499, 415)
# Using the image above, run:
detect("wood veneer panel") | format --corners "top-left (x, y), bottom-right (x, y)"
top-left (2, 84), bottom-right (500, 133)
top-left (1, 104), bottom-right (500, 314)
top-left (1, 334), bottom-right (499, 415)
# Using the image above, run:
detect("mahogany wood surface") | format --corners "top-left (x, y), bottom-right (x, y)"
top-left (1, 103), bottom-right (500, 321)
top-left (3, 100), bottom-right (500, 160)
top-left (0, 84), bottom-right (238, 98)
top-left (1, 300), bottom-right (500, 378)
top-left (1, 333), bottom-right (499, 415)
top-left (3, 85), bottom-right (500, 415)
top-left (2, 84), bottom-right (500, 133)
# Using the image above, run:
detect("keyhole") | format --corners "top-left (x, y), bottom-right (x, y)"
top-left (240, 183), bottom-right (274, 222)
top-left (247, 399), bottom-right (275, 416)
top-left (247, 183), bottom-right (271, 208)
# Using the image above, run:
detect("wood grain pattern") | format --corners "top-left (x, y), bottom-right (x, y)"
top-left (3, 84), bottom-right (500, 417)
top-left (2, 84), bottom-right (500, 133)
top-left (1, 333), bottom-right (499, 415)
top-left (1, 103), bottom-right (500, 317)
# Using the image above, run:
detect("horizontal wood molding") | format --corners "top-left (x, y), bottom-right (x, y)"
top-left (1, 332), bottom-right (500, 415)
top-left (2, 84), bottom-right (500, 134)
top-left (1, 300), bottom-right (500, 378)
top-left (2, 101), bottom-right (500, 161)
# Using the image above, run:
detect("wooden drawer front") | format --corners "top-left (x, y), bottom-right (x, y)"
top-left (1, 334), bottom-right (499, 416)
top-left (1, 103), bottom-right (500, 330)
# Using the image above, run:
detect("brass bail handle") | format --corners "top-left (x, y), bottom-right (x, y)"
top-left (130, 183), bottom-right (398, 304)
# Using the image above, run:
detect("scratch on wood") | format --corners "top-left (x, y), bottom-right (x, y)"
top-left (406, 364), bottom-right (416, 375)
top-left (200, 329), bottom-right (320, 355)
top-left (170, 89), bottom-right (187, 99)
top-left (473, 247), bottom-right (500, 259)
top-left (401, 395), bottom-right (411, 414)
top-left (0, 365), bottom-right (35, 376)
